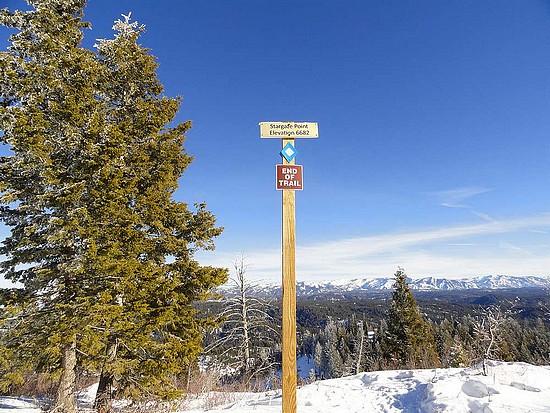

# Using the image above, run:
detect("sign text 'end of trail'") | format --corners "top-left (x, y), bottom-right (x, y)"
top-left (260, 122), bottom-right (318, 138)
top-left (276, 164), bottom-right (303, 190)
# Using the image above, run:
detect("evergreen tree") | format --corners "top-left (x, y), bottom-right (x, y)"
top-left (299, 329), bottom-right (315, 363)
top-left (370, 320), bottom-right (386, 371)
top-left (86, 14), bottom-right (227, 411)
top-left (434, 319), bottom-right (468, 368)
top-left (318, 317), bottom-right (344, 378)
top-left (0, 3), bottom-right (227, 411)
top-left (529, 318), bottom-right (550, 364)
top-left (313, 340), bottom-right (322, 378)
top-left (382, 268), bottom-right (439, 369)
top-left (0, 2), bottom-right (106, 410)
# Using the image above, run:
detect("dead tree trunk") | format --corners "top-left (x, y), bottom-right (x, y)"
top-left (240, 270), bottom-right (251, 375)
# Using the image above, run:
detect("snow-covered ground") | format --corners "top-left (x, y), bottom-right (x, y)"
top-left (0, 397), bottom-right (41, 413)
top-left (1, 361), bottom-right (549, 412)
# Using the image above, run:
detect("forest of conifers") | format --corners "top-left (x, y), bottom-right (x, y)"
top-left (202, 270), bottom-right (550, 385)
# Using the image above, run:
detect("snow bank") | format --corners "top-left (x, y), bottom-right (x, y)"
top-left (182, 361), bottom-right (550, 412)
top-left (1, 361), bottom-right (549, 412)
top-left (0, 397), bottom-right (41, 413)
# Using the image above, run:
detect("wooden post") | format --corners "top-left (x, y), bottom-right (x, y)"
top-left (259, 121), bottom-right (317, 412)
top-left (281, 138), bottom-right (297, 413)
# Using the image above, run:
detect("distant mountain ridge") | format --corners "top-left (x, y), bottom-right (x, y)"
top-left (221, 274), bottom-right (550, 298)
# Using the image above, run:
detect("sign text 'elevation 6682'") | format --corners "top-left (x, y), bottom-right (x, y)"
top-left (260, 121), bottom-right (318, 138)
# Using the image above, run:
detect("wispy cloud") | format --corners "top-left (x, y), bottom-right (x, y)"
top-left (198, 213), bottom-right (550, 282)
top-left (300, 214), bottom-right (550, 257)
top-left (429, 186), bottom-right (497, 224)
top-left (470, 210), bottom-right (496, 223)
top-left (429, 187), bottom-right (493, 208)
top-left (498, 241), bottom-right (533, 256)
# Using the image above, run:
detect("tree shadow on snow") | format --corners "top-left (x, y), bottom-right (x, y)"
top-left (0, 402), bottom-right (32, 410)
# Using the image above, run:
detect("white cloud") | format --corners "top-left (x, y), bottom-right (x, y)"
top-left (198, 213), bottom-right (550, 282)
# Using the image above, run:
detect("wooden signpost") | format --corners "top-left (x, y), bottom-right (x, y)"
top-left (260, 121), bottom-right (318, 413)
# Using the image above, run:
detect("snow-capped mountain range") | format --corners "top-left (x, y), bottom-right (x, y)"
top-left (222, 274), bottom-right (550, 297)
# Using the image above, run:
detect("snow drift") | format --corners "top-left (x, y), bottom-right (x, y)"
top-left (1, 361), bottom-right (549, 412)
top-left (182, 361), bottom-right (550, 412)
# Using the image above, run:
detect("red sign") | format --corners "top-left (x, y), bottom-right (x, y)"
top-left (276, 164), bottom-right (303, 190)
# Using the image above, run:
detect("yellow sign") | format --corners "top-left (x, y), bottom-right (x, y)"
top-left (259, 121), bottom-right (319, 138)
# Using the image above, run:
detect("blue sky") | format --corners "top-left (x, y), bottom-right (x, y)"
top-left (2, 0), bottom-right (550, 283)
